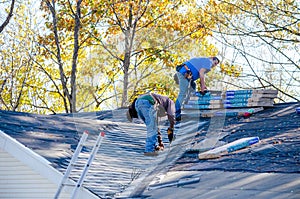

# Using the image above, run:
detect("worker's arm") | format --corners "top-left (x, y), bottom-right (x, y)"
top-left (199, 68), bottom-right (207, 92)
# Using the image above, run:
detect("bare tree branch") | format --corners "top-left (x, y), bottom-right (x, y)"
top-left (0, 0), bottom-right (15, 33)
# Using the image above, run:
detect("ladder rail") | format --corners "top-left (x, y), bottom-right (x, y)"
top-left (54, 131), bottom-right (89, 199)
top-left (70, 132), bottom-right (105, 199)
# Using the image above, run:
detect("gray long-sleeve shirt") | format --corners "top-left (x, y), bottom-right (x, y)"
top-left (150, 93), bottom-right (175, 128)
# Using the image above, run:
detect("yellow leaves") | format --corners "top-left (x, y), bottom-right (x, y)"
top-left (220, 61), bottom-right (242, 77)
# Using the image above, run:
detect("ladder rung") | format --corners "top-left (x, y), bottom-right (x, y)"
top-left (62, 183), bottom-right (75, 187)
top-left (70, 163), bottom-right (85, 167)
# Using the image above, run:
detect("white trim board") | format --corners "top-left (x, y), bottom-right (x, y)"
top-left (0, 130), bottom-right (99, 199)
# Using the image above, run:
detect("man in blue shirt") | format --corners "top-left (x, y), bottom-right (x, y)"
top-left (175, 57), bottom-right (220, 121)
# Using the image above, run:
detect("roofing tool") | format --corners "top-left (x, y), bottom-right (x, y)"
top-left (243, 108), bottom-right (255, 118)
top-left (167, 127), bottom-right (176, 153)
top-left (167, 127), bottom-right (175, 144)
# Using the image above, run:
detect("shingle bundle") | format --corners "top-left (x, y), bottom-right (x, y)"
top-left (223, 90), bottom-right (253, 108)
top-left (247, 89), bottom-right (278, 107)
top-left (183, 91), bottom-right (223, 110)
top-left (183, 89), bottom-right (278, 110)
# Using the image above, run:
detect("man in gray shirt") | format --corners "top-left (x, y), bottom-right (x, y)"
top-left (127, 93), bottom-right (175, 156)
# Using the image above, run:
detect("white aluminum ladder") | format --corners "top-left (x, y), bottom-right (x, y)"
top-left (70, 131), bottom-right (105, 199)
top-left (54, 131), bottom-right (105, 199)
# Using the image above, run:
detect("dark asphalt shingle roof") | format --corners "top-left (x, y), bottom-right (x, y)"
top-left (1, 102), bottom-right (300, 198)
top-left (175, 102), bottom-right (300, 173)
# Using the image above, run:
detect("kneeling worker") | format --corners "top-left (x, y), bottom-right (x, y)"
top-left (127, 93), bottom-right (176, 156)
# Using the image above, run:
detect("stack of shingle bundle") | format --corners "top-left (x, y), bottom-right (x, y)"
top-left (183, 89), bottom-right (278, 110)
top-left (224, 89), bottom-right (278, 108)
top-left (183, 91), bottom-right (223, 110)
top-left (247, 89), bottom-right (278, 107)
top-left (223, 90), bottom-right (253, 108)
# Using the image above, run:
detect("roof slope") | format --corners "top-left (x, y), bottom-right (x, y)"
top-left (0, 102), bottom-right (299, 198)
top-left (175, 102), bottom-right (300, 173)
top-left (142, 102), bottom-right (300, 199)
top-left (0, 108), bottom-right (184, 198)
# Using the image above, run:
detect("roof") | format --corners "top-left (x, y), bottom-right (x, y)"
top-left (0, 102), bottom-right (300, 198)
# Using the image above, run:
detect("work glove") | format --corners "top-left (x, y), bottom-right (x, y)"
top-left (200, 89), bottom-right (209, 96)
top-left (184, 69), bottom-right (193, 79)
top-left (157, 129), bottom-right (164, 150)
top-left (167, 127), bottom-right (176, 143)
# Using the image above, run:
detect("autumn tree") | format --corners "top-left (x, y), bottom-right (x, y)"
top-left (90, 0), bottom-right (223, 107)
top-left (0, 1), bottom-right (48, 112)
top-left (39, 0), bottom-right (93, 113)
top-left (0, 0), bottom-right (237, 113)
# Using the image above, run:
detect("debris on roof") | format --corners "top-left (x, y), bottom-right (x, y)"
top-left (176, 102), bottom-right (300, 174)
top-left (198, 137), bottom-right (260, 160)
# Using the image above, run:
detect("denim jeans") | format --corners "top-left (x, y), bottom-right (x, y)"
top-left (175, 72), bottom-right (195, 118)
top-left (135, 99), bottom-right (158, 153)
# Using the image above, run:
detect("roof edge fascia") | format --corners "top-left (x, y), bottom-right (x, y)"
top-left (0, 130), bottom-right (62, 184)
top-left (0, 130), bottom-right (99, 198)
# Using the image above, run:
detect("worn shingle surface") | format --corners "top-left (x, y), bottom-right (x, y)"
top-left (1, 102), bottom-right (300, 199)
top-left (0, 109), bottom-right (174, 198)
top-left (174, 102), bottom-right (300, 173)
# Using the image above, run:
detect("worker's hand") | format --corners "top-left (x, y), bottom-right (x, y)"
top-left (200, 89), bottom-right (209, 96)
top-left (157, 129), bottom-right (164, 149)
top-left (184, 69), bottom-right (193, 79)
top-left (167, 127), bottom-right (175, 143)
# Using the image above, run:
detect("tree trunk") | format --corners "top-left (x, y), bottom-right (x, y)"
top-left (121, 4), bottom-right (134, 107)
top-left (70, 0), bottom-right (82, 113)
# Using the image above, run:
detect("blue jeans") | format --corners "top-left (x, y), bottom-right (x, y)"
top-left (135, 99), bottom-right (158, 153)
top-left (175, 72), bottom-right (195, 118)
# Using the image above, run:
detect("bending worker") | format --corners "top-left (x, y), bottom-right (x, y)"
top-left (127, 93), bottom-right (175, 156)
top-left (175, 56), bottom-right (220, 121)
